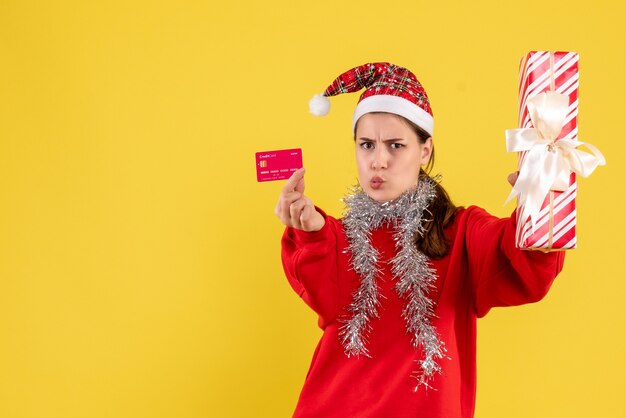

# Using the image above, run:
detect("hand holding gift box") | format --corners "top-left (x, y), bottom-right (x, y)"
top-left (505, 51), bottom-right (606, 250)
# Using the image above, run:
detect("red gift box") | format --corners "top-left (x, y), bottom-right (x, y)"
top-left (507, 51), bottom-right (580, 250)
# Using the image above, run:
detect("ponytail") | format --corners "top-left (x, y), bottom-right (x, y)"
top-left (416, 169), bottom-right (457, 259)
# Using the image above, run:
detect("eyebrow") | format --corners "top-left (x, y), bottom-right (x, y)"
top-left (358, 137), bottom-right (406, 142)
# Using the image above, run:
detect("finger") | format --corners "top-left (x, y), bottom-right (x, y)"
top-left (283, 191), bottom-right (302, 203)
top-left (289, 198), bottom-right (307, 219)
top-left (507, 171), bottom-right (519, 186)
top-left (282, 167), bottom-right (306, 193)
top-left (300, 204), bottom-right (312, 230)
top-left (300, 197), bottom-right (316, 231)
top-left (275, 190), bottom-right (303, 223)
top-left (289, 198), bottom-right (307, 229)
top-left (274, 201), bottom-right (280, 218)
top-left (279, 191), bottom-right (302, 220)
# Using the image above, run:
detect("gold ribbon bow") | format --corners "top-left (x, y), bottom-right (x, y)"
top-left (505, 91), bottom-right (606, 231)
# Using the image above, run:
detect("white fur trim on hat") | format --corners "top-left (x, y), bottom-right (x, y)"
top-left (309, 93), bottom-right (331, 116)
top-left (352, 95), bottom-right (434, 137)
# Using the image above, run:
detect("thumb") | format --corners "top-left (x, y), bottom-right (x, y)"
top-left (295, 172), bottom-right (305, 194)
top-left (508, 171), bottom-right (519, 186)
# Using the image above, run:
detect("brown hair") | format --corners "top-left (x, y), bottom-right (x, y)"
top-left (354, 113), bottom-right (458, 259)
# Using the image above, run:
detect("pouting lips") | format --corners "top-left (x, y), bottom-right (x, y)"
top-left (370, 176), bottom-right (384, 190)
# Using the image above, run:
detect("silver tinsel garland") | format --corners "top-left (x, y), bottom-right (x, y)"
top-left (339, 175), bottom-right (449, 391)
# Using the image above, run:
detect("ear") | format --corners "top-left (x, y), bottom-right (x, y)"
top-left (420, 137), bottom-right (433, 166)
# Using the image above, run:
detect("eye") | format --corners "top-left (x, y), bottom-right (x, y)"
top-left (390, 143), bottom-right (405, 149)
top-left (359, 142), bottom-right (374, 150)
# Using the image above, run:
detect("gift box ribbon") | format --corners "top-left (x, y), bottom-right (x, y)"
top-left (505, 90), bottom-right (606, 231)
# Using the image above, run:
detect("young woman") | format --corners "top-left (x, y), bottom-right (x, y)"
top-left (275, 62), bottom-right (565, 418)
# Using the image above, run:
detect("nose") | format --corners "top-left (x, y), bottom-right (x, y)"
top-left (372, 145), bottom-right (389, 169)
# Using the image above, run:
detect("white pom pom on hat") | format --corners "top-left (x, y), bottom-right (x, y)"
top-left (309, 93), bottom-right (331, 116)
top-left (307, 62), bottom-right (434, 137)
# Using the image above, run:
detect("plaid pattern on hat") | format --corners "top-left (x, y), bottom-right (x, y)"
top-left (311, 62), bottom-right (434, 136)
top-left (324, 63), bottom-right (432, 117)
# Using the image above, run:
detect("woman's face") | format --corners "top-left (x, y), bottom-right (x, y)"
top-left (354, 113), bottom-right (433, 202)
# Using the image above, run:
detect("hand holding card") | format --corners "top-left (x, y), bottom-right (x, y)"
top-left (274, 168), bottom-right (325, 232)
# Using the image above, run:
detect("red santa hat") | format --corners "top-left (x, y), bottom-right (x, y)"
top-left (309, 62), bottom-right (434, 137)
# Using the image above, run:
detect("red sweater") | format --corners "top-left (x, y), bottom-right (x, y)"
top-left (281, 205), bottom-right (565, 418)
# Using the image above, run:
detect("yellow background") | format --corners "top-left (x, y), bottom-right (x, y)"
top-left (1, 1), bottom-right (624, 417)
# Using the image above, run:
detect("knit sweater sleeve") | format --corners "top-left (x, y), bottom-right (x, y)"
top-left (463, 205), bottom-right (566, 318)
top-left (280, 207), bottom-right (339, 327)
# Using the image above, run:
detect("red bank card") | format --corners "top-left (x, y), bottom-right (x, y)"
top-left (255, 148), bottom-right (303, 182)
